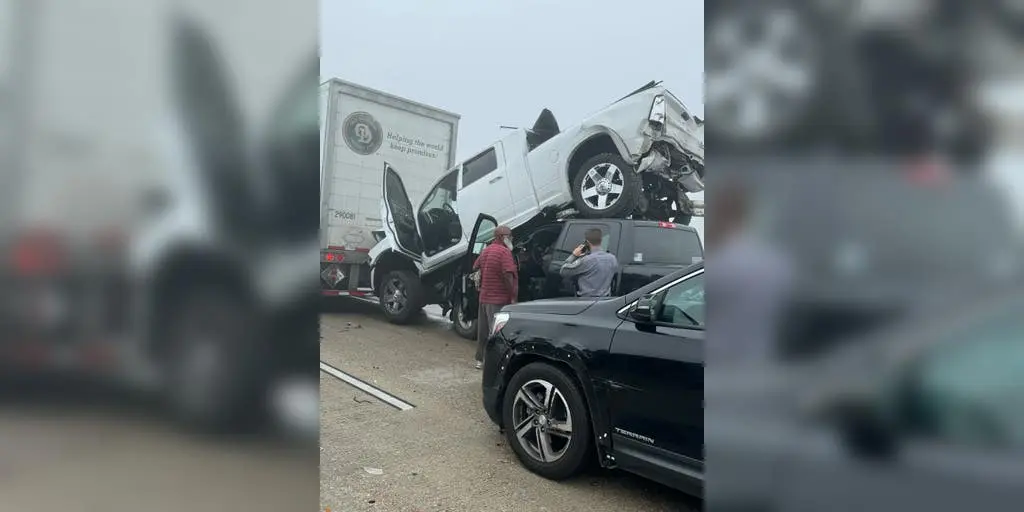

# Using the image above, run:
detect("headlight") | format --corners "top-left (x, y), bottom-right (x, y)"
top-left (491, 312), bottom-right (510, 336)
top-left (649, 95), bottom-right (667, 126)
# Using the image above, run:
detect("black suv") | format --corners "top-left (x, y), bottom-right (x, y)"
top-left (481, 263), bottom-right (705, 496)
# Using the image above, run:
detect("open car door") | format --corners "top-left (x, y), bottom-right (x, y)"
top-left (381, 163), bottom-right (424, 259)
top-left (459, 213), bottom-right (498, 323)
top-left (169, 13), bottom-right (253, 240)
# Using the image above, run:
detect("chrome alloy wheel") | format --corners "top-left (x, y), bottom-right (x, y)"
top-left (381, 278), bottom-right (407, 314)
top-left (511, 379), bottom-right (574, 463)
top-left (706, 4), bottom-right (818, 141)
top-left (580, 163), bottom-right (625, 211)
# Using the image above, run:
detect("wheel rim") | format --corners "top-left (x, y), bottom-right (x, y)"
top-left (511, 379), bottom-right (574, 463)
top-left (382, 278), bottom-right (407, 314)
top-left (177, 333), bottom-right (226, 416)
top-left (706, 5), bottom-right (817, 140)
top-left (456, 307), bottom-right (474, 332)
top-left (580, 163), bottom-right (625, 211)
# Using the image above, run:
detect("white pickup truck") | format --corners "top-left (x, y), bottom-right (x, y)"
top-left (369, 81), bottom-right (704, 324)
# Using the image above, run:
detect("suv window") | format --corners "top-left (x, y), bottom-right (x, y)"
top-left (656, 273), bottom-right (705, 327)
top-left (462, 148), bottom-right (498, 187)
top-left (632, 227), bottom-right (702, 265)
top-left (903, 300), bottom-right (1024, 448)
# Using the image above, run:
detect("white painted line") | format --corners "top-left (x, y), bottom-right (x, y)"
top-left (319, 361), bottom-right (415, 411)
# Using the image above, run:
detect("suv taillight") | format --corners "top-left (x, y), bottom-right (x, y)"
top-left (658, 222), bottom-right (677, 228)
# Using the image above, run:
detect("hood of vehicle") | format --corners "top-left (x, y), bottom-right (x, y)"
top-left (504, 297), bottom-right (599, 315)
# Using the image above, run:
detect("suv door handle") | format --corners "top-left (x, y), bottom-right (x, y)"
top-left (489, 176), bottom-right (503, 184)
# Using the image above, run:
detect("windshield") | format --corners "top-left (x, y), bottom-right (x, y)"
top-left (633, 227), bottom-right (703, 265)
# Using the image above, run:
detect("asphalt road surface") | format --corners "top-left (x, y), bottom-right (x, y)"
top-left (319, 300), bottom-right (699, 512)
top-left (0, 379), bottom-right (316, 512)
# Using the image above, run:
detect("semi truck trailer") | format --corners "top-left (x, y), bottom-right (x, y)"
top-left (319, 78), bottom-right (459, 297)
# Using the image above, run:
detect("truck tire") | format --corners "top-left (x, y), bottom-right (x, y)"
top-left (571, 153), bottom-right (641, 219)
top-left (706, 0), bottom-right (840, 151)
top-left (452, 304), bottom-right (477, 340)
top-left (378, 270), bottom-right (425, 325)
top-left (164, 287), bottom-right (269, 433)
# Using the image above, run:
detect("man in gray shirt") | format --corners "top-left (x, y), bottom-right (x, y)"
top-left (559, 228), bottom-right (618, 297)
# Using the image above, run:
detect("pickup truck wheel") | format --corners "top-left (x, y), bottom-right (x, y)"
top-left (164, 288), bottom-right (269, 433)
top-left (572, 153), bottom-right (641, 219)
top-left (706, 0), bottom-right (828, 150)
top-left (452, 305), bottom-right (477, 340)
top-left (379, 270), bottom-right (424, 325)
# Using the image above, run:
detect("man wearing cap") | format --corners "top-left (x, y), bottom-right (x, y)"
top-left (472, 225), bottom-right (518, 369)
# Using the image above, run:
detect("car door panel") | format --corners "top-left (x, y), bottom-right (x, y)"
top-left (459, 214), bottom-right (498, 322)
top-left (501, 130), bottom-right (540, 222)
top-left (776, 438), bottom-right (1024, 512)
top-left (381, 163), bottom-right (423, 259)
top-left (607, 322), bottom-right (704, 462)
top-left (457, 145), bottom-right (514, 238)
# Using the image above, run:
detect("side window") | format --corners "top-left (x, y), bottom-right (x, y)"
top-left (419, 170), bottom-right (459, 214)
top-left (557, 224), bottom-right (611, 258)
top-left (462, 148), bottom-right (498, 187)
top-left (656, 273), bottom-right (705, 328)
top-left (902, 310), bottom-right (1024, 449)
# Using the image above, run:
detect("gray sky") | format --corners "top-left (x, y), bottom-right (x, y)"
top-left (320, 0), bottom-right (703, 159)
top-left (321, 0), bottom-right (705, 239)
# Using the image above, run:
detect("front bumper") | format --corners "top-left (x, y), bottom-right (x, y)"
top-left (0, 270), bottom-right (129, 374)
top-left (480, 332), bottom-right (511, 427)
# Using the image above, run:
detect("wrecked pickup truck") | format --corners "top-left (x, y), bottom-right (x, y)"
top-left (366, 80), bottom-right (703, 325)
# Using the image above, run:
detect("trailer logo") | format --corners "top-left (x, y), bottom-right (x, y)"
top-left (342, 111), bottom-right (383, 155)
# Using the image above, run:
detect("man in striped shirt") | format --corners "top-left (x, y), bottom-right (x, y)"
top-left (472, 225), bottom-right (518, 369)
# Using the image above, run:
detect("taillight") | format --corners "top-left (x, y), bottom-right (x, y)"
top-left (11, 230), bottom-right (64, 275)
top-left (658, 222), bottom-right (676, 228)
top-left (491, 312), bottom-right (510, 336)
top-left (907, 157), bottom-right (950, 186)
top-left (322, 252), bottom-right (345, 263)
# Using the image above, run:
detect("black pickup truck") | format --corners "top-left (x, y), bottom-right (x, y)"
top-left (451, 214), bottom-right (704, 339)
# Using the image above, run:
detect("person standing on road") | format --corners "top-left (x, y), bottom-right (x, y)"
top-left (559, 228), bottom-right (618, 298)
top-left (473, 225), bottom-right (518, 369)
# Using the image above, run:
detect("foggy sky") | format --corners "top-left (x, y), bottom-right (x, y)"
top-left (320, 0), bottom-right (705, 239)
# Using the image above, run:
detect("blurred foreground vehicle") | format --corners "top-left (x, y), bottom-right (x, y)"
top-left (0, 11), bottom-right (318, 436)
top-left (748, 167), bottom-right (1022, 358)
top-left (707, 284), bottom-right (1024, 512)
top-left (482, 264), bottom-right (705, 495)
top-left (706, 0), bottom-right (1001, 162)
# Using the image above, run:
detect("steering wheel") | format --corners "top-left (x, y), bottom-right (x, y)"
top-left (420, 208), bottom-right (436, 225)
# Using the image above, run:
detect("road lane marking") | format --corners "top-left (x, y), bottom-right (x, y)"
top-left (319, 361), bottom-right (415, 411)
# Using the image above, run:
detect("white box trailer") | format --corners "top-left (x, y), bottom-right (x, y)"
top-left (319, 78), bottom-right (459, 296)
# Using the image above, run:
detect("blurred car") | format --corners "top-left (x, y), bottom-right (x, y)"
top-left (705, 0), bottom-right (992, 162)
top-left (0, 13), bottom-right (319, 437)
top-left (707, 284), bottom-right (1024, 512)
top-left (745, 167), bottom-right (1022, 359)
top-left (481, 263), bottom-right (705, 496)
